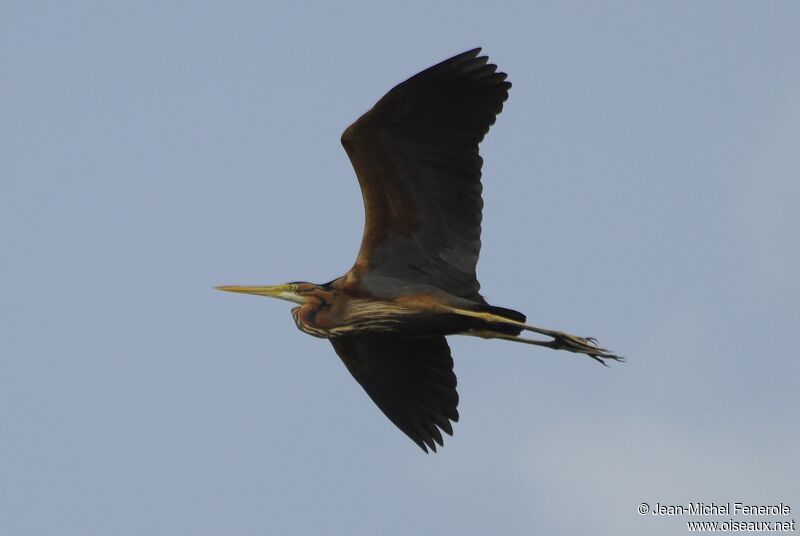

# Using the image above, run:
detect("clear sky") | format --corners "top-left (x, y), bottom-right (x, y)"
top-left (2, 1), bottom-right (798, 535)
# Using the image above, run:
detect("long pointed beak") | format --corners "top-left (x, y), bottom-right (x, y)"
top-left (214, 285), bottom-right (285, 298)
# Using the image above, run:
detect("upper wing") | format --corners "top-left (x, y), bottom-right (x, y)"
top-left (329, 333), bottom-right (459, 452)
top-left (341, 48), bottom-right (511, 302)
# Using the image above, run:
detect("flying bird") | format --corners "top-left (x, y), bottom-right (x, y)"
top-left (217, 48), bottom-right (622, 452)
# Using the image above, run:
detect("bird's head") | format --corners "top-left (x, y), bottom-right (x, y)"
top-left (215, 282), bottom-right (324, 305)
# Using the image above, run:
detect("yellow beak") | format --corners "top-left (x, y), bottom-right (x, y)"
top-left (215, 285), bottom-right (285, 297)
top-left (215, 284), bottom-right (308, 304)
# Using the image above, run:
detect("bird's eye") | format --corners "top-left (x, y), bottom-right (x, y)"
top-left (288, 284), bottom-right (299, 291)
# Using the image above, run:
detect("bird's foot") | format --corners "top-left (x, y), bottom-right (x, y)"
top-left (550, 332), bottom-right (624, 366)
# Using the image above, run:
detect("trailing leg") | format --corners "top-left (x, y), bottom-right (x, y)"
top-left (462, 329), bottom-right (623, 365)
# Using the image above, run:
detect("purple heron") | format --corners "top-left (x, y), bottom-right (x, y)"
top-left (217, 48), bottom-right (622, 452)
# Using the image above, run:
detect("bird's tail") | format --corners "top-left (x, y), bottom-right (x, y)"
top-left (478, 305), bottom-right (527, 336)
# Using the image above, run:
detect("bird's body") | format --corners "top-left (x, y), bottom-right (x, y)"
top-left (218, 49), bottom-right (622, 452)
top-left (287, 280), bottom-right (525, 339)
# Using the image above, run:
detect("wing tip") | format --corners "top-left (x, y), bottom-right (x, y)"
top-left (461, 46), bottom-right (483, 59)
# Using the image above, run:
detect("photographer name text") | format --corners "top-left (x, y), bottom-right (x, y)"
top-left (650, 502), bottom-right (791, 516)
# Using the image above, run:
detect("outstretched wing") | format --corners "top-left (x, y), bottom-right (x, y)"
top-left (329, 333), bottom-right (459, 452)
top-left (341, 48), bottom-right (511, 302)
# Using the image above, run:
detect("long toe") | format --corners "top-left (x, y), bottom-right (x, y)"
top-left (556, 333), bottom-right (624, 365)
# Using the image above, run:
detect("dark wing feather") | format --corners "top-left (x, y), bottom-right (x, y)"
top-left (329, 334), bottom-right (459, 452)
top-left (341, 48), bottom-right (511, 302)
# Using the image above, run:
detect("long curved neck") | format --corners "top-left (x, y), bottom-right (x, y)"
top-left (306, 286), bottom-right (335, 307)
top-left (291, 301), bottom-right (330, 338)
top-left (291, 290), bottom-right (412, 339)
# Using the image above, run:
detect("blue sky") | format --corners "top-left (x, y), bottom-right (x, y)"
top-left (2, 1), bottom-right (798, 534)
